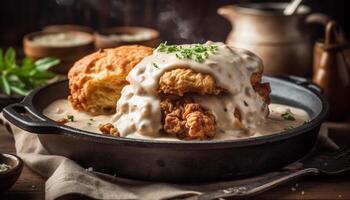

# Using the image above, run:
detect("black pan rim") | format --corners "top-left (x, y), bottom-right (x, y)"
top-left (15, 76), bottom-right (329, 148)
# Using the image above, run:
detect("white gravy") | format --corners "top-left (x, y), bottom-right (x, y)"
top-left (114, 42), bottom-right (269, 138)
top-left (43, 100), bottom-right (310, 141)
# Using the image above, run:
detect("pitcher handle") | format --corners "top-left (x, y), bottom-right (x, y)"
top-left (217, 5), bottom-right (237, 23)
top-left (305, 13), bottom-right (330, 26)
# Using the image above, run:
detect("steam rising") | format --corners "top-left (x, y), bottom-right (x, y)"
top-left (158, 8), bottom-right (205, 42)
top-left (54, 0), bottom-right (206, 43)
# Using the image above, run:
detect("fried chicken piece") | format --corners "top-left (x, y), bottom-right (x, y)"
top-left (159, 68), bottom-right (270, 104)
top-left (160, 98), bottom-right (216, 139)
top-left (158, 68), bottom-right (224, 96)
top-left (251, 68), bottom-right (271, 104)
top-left (68, 45), bottom-right (152, 115)
top-left (253, 82), bottom-right (271, 104)
top-left (99, 123), bottom-right (120, 136)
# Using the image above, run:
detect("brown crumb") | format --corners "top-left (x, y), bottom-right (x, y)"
top-left (99, 123), bottom-right (120, 136)
top-left (160, 98), bottom-right (216, 139)
top-left (56, 118), bottom-right (69, 125)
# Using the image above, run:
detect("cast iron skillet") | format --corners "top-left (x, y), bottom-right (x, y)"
top-left (2, 76), bottom-right (328, 182)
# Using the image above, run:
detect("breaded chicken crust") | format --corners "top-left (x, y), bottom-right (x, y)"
top-left (160, 98), bottom-right (216, 139)
top-left (158, 68), bottom-right (271, 104)
top-left (251, 69), bottom-right (271, 104)
top-left (158, 68), bottom-right (224, 96)
top-left (68, 45), bottom-right (152, 115)
top-left (157, 67), bottom-right (270, 139)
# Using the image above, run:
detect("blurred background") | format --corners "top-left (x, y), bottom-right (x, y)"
top-left (1, 0), bottom-right (349, 119)
top-left (0, 0), bottom-right (349, 47)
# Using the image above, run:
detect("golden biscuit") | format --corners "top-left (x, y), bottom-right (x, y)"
top-left (68, 45), bottom-right (152, 115)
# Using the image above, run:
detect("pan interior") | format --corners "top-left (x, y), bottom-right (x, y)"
top-left (264, 77), bottom-right (321, 120)
top-left (29, 77), bottom-right (323, 142)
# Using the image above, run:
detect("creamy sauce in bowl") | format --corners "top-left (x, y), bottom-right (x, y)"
top-left (43, 99), bottom-right (310, 141)
top-left (32, 32), bottom-right (92, 47)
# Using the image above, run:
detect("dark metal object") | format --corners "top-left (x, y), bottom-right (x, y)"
top-left (2, 76), bottom-right (328, 182)
top-left (0, 95), bottom-right (22, 110)
top-left (186, 146), bottom-right (350, 200)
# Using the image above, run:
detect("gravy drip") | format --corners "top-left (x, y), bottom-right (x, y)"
top-left (113, 42), bottom-right (269, 138)
top-left (43, 100), bottom-right (310, 141)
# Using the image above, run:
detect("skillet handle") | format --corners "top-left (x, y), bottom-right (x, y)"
top-left (276, 75), bottom-right (323, 94)
top-left (184, 168), bottom-right (319, 200)
top-left (3, 103), bottom-right (62, 134)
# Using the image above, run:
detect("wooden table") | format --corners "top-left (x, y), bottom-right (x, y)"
top-left (1, 126), bottom-right (350, 200)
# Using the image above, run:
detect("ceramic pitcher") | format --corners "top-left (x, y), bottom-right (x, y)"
top-left (218, 3), bottom-right (329, 77)
top-left (313, 21), bottom-right (350, 121)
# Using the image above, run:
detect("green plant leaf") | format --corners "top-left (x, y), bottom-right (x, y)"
top-left (8, 74), bottom-right (20, 82)
top-left (0, 47), bottom-right (58, 96)
top-left (29, 70), bottom-right (55, 79)
top-left (10, 85), bottom-right (30, 96)
top-left (0, 75), bottom-right (11, 95)
top-left (4, 47), bottom-right (16, 69)
top-left (34, 57), bottom-right (59, 71)
top-left (21, 57), bottom-right (34, 69)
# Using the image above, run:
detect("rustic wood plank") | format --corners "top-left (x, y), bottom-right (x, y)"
top-left (0, 127), bottom-right (45, 200)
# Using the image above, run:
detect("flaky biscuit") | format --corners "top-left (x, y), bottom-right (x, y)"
top-left (68, 45), bottom-right (152, 115)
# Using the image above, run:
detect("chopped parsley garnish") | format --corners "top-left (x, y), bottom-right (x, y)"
top-left (89, 118), bottom-right (94, 121)
top-left (87, 122), bottom-right (92, 126)
top-left (281, 111), bottom-right (295, 121)
top-left (153, 63), bottom-right (159, 69)
top-left (67, 115), bottom-right (75, 122)
top-left (243, 100), bottom-right (248, 107)
top-left (0, 163), bottom-right (11, 172)
top-left (154, 42), bottom-right (219, 63)
top-left (284, 126), bottom-right (294, 131)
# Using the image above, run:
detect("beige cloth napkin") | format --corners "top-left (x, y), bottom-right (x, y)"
top-left (0, 113), bottom-right (337, 200)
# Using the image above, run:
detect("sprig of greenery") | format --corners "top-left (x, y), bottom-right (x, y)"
top-left (0, 163), bottom-right (11, 172)
top-left (284, 126), bottom-right (294, 131)
top-left (154, 42), bottom-right (219, 63)
top-left (67, 115), bottom-right (75, 122)
top-left (281, 111), bottom-right (295, 121)
top-left (0, 47), bottom-right (59, 96)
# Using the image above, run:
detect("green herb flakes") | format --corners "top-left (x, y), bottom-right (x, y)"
top-left (67, 115), bottom-right (75, 122)
top-left (154, 42), bottom-right (219, 63)
top-left (153, 63), bottom-right (159, 69)
top-left (281, 111), bottom-right (295, 121)
top-left (0, 163), bottom-right (11, 172)
top-left (284, 126), bottom-right (294, 131)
